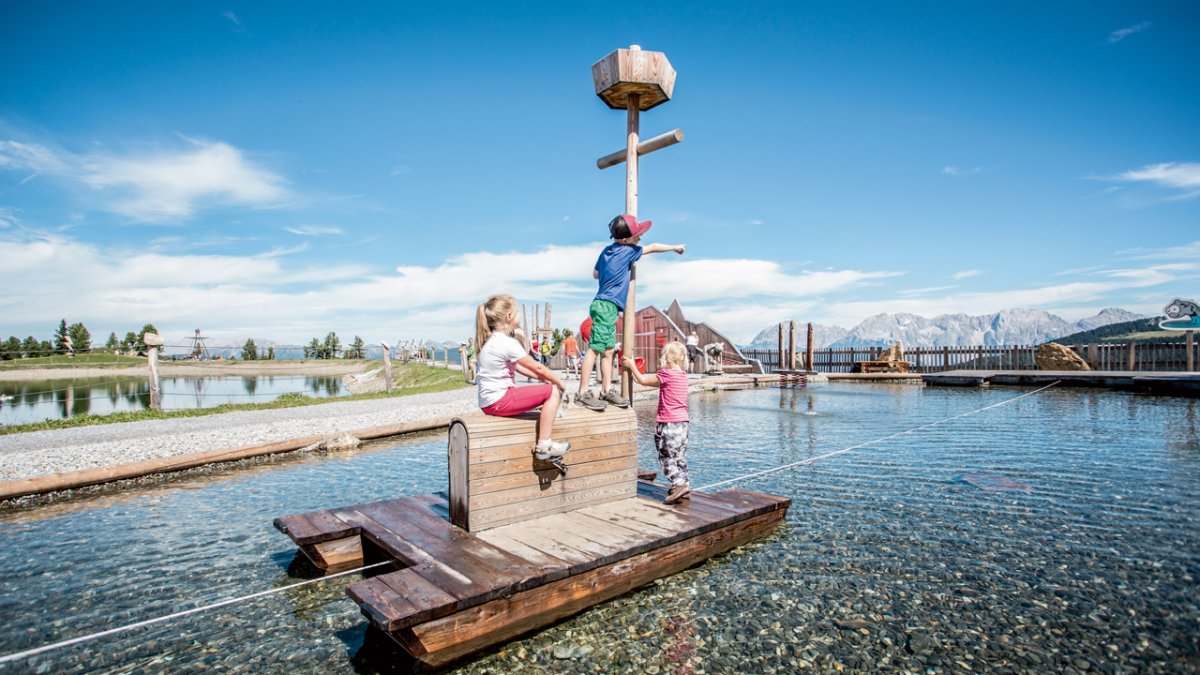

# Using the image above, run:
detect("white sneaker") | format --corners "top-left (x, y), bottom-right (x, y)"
top-left (533, 439), bottom-right (570, 460)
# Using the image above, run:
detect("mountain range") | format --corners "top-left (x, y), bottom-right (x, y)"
top-left (743, 308), bottom-right (1145, 350)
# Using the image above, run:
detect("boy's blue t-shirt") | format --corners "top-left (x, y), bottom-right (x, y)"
top-left (594, 242), bottom-right (643, 310)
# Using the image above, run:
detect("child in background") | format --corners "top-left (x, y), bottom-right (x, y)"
top-left (475, 294), bottom-right (570, 460)
top-left (576, 213), bottom-right (685, 411)
top-left (623, 341), bottom-right (691, 504)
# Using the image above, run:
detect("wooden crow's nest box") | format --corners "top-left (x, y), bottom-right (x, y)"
top-left (591, 45), bottom-right (677, 111)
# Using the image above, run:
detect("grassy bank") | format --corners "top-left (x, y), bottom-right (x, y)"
top-left (0, 363), bottom-right (470, 436)
top-left (0, 354), bottom-right (146, 370)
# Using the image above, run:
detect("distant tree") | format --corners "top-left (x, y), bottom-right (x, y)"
top-left (105, 332), bottom-right (119, 352)
top-left (2, 336), bottom-right (20, 360)
top-left (347, 336), bottom-right (365, 359)
top-left (22, 336), bottom-right (40, 358)
top-left (54, 319), bottom-right (70, 355)
top-left (323, 332), bottom-right (340, 360)
top-left (242, 339), bottom-right (259, 361)
top-left (137, 324), bottom-right (158, 356)
top-left (305, 338), bottom-right (320, 359)
top-left (122, 332), bottom-right (139, 354)
top-left (68, 323), bottom-right (92, 353)
top-left (266, 345), bottom-right (275, 360)
top-left (39, 339), bottom-right (53, 356)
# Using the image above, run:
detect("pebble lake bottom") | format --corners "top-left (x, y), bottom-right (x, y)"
top-left (0, 384), bottom-right (1196, 673)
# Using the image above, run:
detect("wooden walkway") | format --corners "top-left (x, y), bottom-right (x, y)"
top-left (276, 481), bottom-right (790, 666)
top-left (922, 369), bottom-right (1200, 395)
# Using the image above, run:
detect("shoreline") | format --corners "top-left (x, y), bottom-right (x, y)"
top-left (0, 373), bottom-right (781, 500)
top-left (0, 360), bottom-right (376, 382)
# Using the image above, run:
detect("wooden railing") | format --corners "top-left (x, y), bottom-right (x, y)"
top-left (742, 342), bottom-right (1199, 374)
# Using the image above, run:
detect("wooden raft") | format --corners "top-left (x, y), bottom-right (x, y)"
top-left (277, 481), bottom-right (789, 667)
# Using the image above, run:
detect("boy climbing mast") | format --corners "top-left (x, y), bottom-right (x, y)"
top-left (576, 214), bottom-right (686, 412)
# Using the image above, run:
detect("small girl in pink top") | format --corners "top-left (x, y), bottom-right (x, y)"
top-left (623, 341), bottom-right (691, 504)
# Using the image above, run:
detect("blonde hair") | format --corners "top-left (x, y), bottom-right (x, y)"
top-left (475, 294), bottom-right (518, 352)
top-left (659, 341), bottom-right (687, 370)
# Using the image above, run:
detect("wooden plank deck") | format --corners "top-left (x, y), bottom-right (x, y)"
top-left (923, 369), bottom-right (1200, 395)
top-left (276, 480), bottom-right (790, 666)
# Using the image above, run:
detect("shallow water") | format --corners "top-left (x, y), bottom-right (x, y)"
top-left (0, 375), bottom-right (345, 425)
top-left (0, 384), bottom-right (1197, 673)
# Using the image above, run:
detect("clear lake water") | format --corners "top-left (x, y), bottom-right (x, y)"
top-left (0, 383), bottom-right (1197, 673)
top-left (0, 375), bottom-right (346, 426)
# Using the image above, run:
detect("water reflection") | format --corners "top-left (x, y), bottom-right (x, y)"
top-left (0, 375), bottom-right (346, 426)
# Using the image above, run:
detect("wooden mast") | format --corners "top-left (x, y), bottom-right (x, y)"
top-left (593, 44), bottom-right (680, 398)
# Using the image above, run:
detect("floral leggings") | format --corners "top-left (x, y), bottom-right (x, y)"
top-left (654, 421), bottom-right (690, 488)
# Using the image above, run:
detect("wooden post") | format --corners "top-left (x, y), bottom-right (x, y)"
top-left (806, 323), bottom-right (814, 373)
top-left (1127, 342), bottom-right (1136, 370)
top-left (776, 323), bottom-right (784, 372)
top-left (381, 342), bottom-right (393, 393)
top-left (788, 321), bottom-right (797, 370)
top-left (144, 332), bottom-right (164, 411)
top-left (1188, 331), bottom-right (1195, 372)
top-left (620, 90), bottom-right (641, 400)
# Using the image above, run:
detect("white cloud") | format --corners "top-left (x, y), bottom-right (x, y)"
top-left (952, 269), bottom-right (982, 280)
top-left (223, 10), bottom-right (245, 32)
top-left (3, 233), bottom-right (1192, 347)
top-left (81, 139), bottom-right (288, 220)
top-left (0, 136), bottom-right (289, 221)
top-left (1111, 162), bottom-right (1200, 199)
top-left (285, 224), bottom-right (344, 236)
top-left (1109, 21), bottom-right (1150, 43)
top-left (1116, 240), bottom-right (1200, 261)
top-left (942, 166), bottom-right (981, 176)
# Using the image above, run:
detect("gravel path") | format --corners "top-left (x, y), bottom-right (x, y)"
top-left (0, 388), bottom-right (479, 483)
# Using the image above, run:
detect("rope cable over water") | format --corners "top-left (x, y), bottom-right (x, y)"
top-left (0, 560), bottom-right (392, 665)
top-left (697, 380), bottom-right (1061, 492)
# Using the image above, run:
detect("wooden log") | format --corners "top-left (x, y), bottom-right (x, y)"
top-left (380, 342), bottom-right (393, 392)
top-left (1, 417), bottom-right (452, 501)
top-left (807, 322), bottom-right (814, 373)
top-left (788, 321), bottom-right (797, 371)
top-left (620, 92), bottom-right (641, 401)
top-left (776, 323), bottom-right (783, 372)
top-left (144, 332), bottom-right (164, 411)
top-left (596, 128), bottom-right (684, 169)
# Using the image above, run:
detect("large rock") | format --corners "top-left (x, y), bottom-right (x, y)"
top-left (1035, 342), bottom-right (1091, 371)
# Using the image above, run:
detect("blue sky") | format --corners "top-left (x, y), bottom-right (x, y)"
top-left (1, 1), bottom-right (1197, 347)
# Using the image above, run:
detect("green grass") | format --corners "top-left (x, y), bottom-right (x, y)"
top-left (0, 363), bottom-right (470, 436)
top-left (0, 353), bottom-right (146, 370)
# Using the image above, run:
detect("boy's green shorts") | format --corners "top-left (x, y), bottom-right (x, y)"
top-left (588, 299), bottom-right (619, 353)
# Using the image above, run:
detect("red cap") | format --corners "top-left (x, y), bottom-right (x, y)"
top-left (609, 214), bottom-right (652, 239)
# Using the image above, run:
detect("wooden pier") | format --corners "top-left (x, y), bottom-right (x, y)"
top-left (922, 369), bottom-right (1200, 395)
top-left (274, 405), bottom-right (790, 667)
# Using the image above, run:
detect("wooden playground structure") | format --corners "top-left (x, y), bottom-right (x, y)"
top-left (273, 44), bottom-right (790, 668)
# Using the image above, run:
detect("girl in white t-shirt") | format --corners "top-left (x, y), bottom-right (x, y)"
top-left (474, 294), bottom-right (570, 460)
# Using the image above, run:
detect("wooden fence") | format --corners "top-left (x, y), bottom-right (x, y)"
top-left (742, 341), bottom-right (1199, 374)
